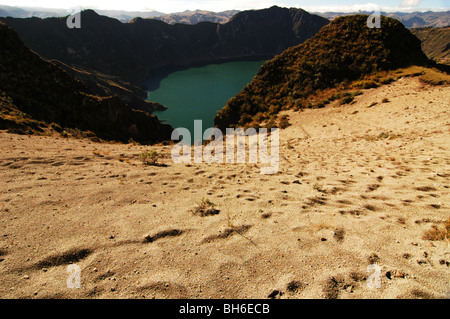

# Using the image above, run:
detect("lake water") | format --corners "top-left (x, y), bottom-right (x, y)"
top-left (148, 60), bottom-right (266, 137)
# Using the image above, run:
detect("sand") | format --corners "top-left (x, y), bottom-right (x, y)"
top-left (0, 76), bottom-right (449, 299)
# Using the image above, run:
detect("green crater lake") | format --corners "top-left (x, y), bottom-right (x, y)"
top-left (148, 60), bottom-right (266, 136)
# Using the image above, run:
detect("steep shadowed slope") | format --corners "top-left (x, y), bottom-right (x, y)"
top-left (0, 22), bottom-right (172, 143)
top-left (411, 26), bottom-right (450, 65)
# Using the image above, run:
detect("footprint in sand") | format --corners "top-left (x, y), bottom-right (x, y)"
top-left (0, 248), bottom-right (8, 262)
top-left (416, 186), bottom-right (437, 192)
top-left (339, 209), bottom-right (363, 217)
top-left (201, 225), bottom-right (252, 244)
top-left (304, 196), bottom-right (328, 208)
top-left (366, 184), bottom-right (381, 192)
top-left (143, 229), bottom-right (184, 243)
top-left (136, 281), bottom-right (188, 298)
top-left (31, 247), bottom-right (93, 270)
top-left (336, 199), bottom-right (353, 205)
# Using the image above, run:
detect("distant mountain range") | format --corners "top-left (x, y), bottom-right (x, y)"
top-left (1, 5), bottom-right (448, 28)
top-left (154, 10), bottom-right (240, 25)
top-left (0, 5), bottom-right (236, 23)
top-left (0, 6), bottom-right (329, 82)
top-left (0, 5), bottom-right (164, 21)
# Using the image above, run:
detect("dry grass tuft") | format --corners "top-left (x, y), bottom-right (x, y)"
top-left (192, 198), bottom-right (220, 217)
top-left (422, 219), bottom-right (450, 241)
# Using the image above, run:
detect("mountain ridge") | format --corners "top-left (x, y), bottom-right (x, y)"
top-left (0, 6), bottom-right (330, 83)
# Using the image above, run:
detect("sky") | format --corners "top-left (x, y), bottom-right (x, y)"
top-left (0, 0), bottom-right (448, 13)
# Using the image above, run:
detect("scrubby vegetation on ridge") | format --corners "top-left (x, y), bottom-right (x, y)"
top-left (214, 15), bottom-right (431, 130)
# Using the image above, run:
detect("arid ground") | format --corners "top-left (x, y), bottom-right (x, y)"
top-left (0, 76), bottom-right (448, 299)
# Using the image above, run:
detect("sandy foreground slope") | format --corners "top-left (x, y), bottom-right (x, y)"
top-left (0, 76), bottom-right (449, 299)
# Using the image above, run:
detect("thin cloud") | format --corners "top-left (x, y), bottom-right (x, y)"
top-left (400, 0), bottom-right (422, 7)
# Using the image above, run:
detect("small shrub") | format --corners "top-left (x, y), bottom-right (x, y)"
top-left (422, 219), bottom-right (450, 241)
top-left (314, 101), bottom-right (326, 109)
top-left (279, 115), bottom-right (291, 129)
top-left (368, 253), bottom-right (380, 264)
top-left (139, 150), bottom-right (161, 166)
top-left (377, 132), bottom-right (390, 139)
top-left (286, 281), bottom-right (304, 293)
top-left (192, 198), bottom-right (220, 217)
top-left (265, 118), bottom-right (277, 130)
top-left (339, 96), bottom-right (354, 105)
top-left (313, 183), bottom-right (325, 192)
top-left (330, 92), bottom-right (348, 101)
top-left (365, 132), bottom-right (399, 141)
top-left (379, 77), bottom-right (395, 85)
top-left (359, 80), bottom-right (379, 89)
top-left (50, 122), bottom-right (63, 133)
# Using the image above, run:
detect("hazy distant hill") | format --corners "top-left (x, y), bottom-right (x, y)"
top-left (0, 5), bottom-right (164, 21)
top-left (0, 5), bottom-right (237, 23)
top-left (95, 10), bottom-right (165, 22)
top-left (411, 26), bottom-right (450, 64)
top-left (154, 10), bottom-right (239, 25)
top-left (0, 5), bottom-right (68, 18)
top-left (0, 22), bottom-right (172, 143)
top-left (317, 11), bottom-right (450, 28)
top-left (0, 6), bottom-right (329, 82)
top-left (214, 15), bottom-right (430, 130)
